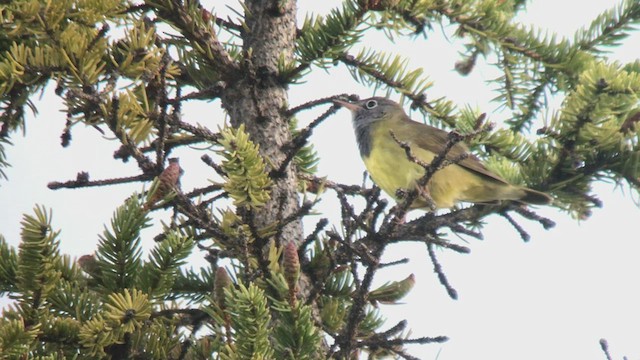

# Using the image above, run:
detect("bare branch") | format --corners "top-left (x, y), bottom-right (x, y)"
top-left (48, 173), bottom-right (151, 190)
top-left (427, 243), bottom-right (458, 299)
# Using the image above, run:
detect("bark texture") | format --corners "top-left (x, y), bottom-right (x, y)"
top-left (222, 1), bottom-right (301, 245)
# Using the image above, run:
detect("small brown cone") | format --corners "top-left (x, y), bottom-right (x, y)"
top-left (78, 254), bottom-right (102, 285)
top-left (78, 254), bottom-right (99, 277)
top-left (214, 267), bottom-right (232, 308)
top-left (144, 158), bottom-right (182, 210)
top-left (284, 242), bottom-right (300, 291)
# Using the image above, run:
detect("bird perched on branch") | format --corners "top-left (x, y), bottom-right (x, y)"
top-left (143, 158), bottom-right (182, 211)
top-left (334, 97), bottom-right (551, 209)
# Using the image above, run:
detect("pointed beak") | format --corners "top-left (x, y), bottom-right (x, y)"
top-left (333, 99), bottom-right (360, 112)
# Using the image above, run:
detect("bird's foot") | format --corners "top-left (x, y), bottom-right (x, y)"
top-left (416, 186), bottom-right (437, 212)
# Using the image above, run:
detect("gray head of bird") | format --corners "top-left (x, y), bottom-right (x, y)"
top-left (333, 97), bottom-right (405, 129)
top-left (334, 97), bottom-right (407, 156)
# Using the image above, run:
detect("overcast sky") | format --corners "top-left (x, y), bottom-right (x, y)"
top-left (1, 1), bottom-right (639, 359)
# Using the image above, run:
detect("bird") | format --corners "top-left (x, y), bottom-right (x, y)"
top-left (333, 97), bottom-right (552, 209)
top-left (143, 158), bottom-right (183, 211)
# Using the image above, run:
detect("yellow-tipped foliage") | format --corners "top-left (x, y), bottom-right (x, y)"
top-left (104, 289), bottom-right (152, 333)
top-left (216, 124), bottom-right (272, 209)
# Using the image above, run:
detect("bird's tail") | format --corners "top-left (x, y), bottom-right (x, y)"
top-left (519, 187), bottom-right (552, 205)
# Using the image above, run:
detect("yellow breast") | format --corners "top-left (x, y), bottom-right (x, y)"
top-left (362, 124), bottom-right (489, 209)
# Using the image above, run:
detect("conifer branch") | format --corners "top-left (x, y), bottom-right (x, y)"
top-left (439, 5), bottom-right (564, 65)
top-left (334, 248), bottom-right (382, 357)
top-left (445, 219), bottom-right (484, 239)
top-left (338, 52), bottom-right (455, 123)
top-left (286, 94), bottom-right (353, 116)
top-left (114, 136), bottom-right (205, 162)
top-left (512, 206), bottom-right (556, 230)
top-left (153, 55), bottom-right (172, 168)
top-left (274, 103), bottom-right (340, 177)
top-left (4, 1), bottom-right (640, 358)
top-left (574, 0), bottom-right (640, 53)
top-left (106, 96), bottom-right (156, 174)
top-left (290, 1), bottom-right (367, 81)
top-left (48, 173), bottom-right (152, 190)
top-left (171, 119), bottom-right (220, 143)
top-left (391, 205), bottom-right (488, 240)
top-left (507, 70), bottom-right (551, 131)
top-left (151, 0), bottom-right (240, 79)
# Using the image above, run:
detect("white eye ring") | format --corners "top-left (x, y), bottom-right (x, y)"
top-left (365, 99), bottom-right (378, 109)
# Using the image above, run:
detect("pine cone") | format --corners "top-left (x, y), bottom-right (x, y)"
top-left (144, 158), bottom-right (182, 210)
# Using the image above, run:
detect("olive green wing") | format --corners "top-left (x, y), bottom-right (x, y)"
top-left (393, 117), bottom-right (509, 184)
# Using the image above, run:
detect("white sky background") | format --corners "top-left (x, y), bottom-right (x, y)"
top-left (1, 0), bottom-right (639, 359)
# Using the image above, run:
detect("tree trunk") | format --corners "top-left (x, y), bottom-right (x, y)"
top-left (222, 1), bottom-right (302, 248)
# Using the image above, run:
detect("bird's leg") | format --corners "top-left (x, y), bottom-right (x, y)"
top-left (415, 184), bottom-right (437, 211)
top-left (391, 188), bottom-right (410, 224)
top-left (396, 184), bottom-right (436, 211)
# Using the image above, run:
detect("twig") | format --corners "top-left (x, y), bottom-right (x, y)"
top-left (358, 332), bottom-right (448, 360)
top-left (299, 174), bottom-right (369, 195)
top-left (172, 119), bottom-right (220, 143)
top-left (201, 154), bottom-right (226, 177)
top-left (166, 82), bottom-right (227, 104)
top-left (213, 16), bottom-right (243, 33)
top-left (184, 184), bottom-right (224, 198)
top-left (389, 205), bottom-right (479, 241)
top-left (107, 96), bottom-right (155, 174)
top-left (395, 114), bottom-right (488, 221)
top-left (48, 173), bottom-right (151, 190)
top-left (513, 206), bottom-right (556, 229)
top-left (396, 336), bottom-right (449, 345)
top-left (274, 104), bottom-right (341, 177)
top-left (114, 136), bottom-right (205, 161)
top-left (274, 198), bottom-right (319, 241)
top-left (170, 191), bottom-right (230, 243)
top-left (334, 257), bottom-right (380, 358)
top-left (379, 258), bottom-right (410, 269)
top-left (500, 210), bottom-right (530, 242)
top-left (197, 191), bottom-right (229, 209)
top-left (335, 189), bottom-right (376, 237)
top-left (423, 235), bottom-right (471, 254)
top-left (154, 0), bottom-right (239, 79)
top-left (360, 334), bottom-right (449, 347)
top-left (303, 239), bottom-right (339, 308)
top-left (381, 320), bottom-right (407, 336)
top-left (153, 54), bottom-right (172, 167)
top-left (286, 94), bottom-right (355, 116)
top-left (427, 243), bottom-right (457, 299)
top-left (599, 339), bottom-right (613, 360)
top-left (300, 218), bottom-right (329, 251)
top-left (385, 121), bottom-right (482, 224)
top-left (444, 217), bottom-right (484, 239)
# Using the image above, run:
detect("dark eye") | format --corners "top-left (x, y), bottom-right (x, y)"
top-left (365, 99), bottom-right (378, 109)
